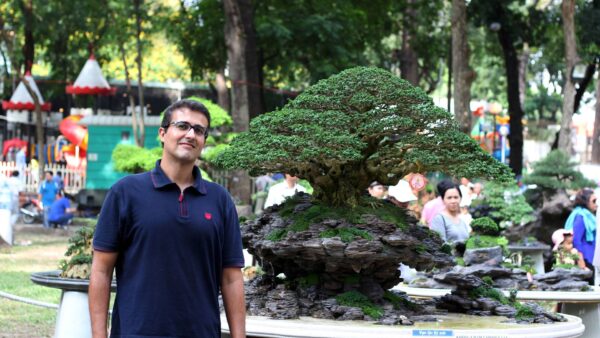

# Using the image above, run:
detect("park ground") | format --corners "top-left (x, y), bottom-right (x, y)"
top-left (0, 225), bottom-right (71, 338)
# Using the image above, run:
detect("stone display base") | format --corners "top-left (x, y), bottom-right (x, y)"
top-left (221, 314), bottom-right (584, 338)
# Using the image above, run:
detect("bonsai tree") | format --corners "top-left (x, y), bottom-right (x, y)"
top-left (522, 150), bottom-right (596, 205)
top-left (214, 67), bottom-right (513, 320)
top-left (470, 181), bottom-right (535, 228)
top-left (216, 67), bottom-right (511, 207)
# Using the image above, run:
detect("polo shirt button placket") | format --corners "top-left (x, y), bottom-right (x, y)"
top-left (178, 191), bottom-right (188, 217)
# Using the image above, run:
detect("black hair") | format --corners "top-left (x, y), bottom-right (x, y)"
top-left (574, 188), bottom-right (595, 210)
top-left (10, 170), bottom-right (19, 177)
top-left (161, 99), bottom-right (211, 132)
top-left (45, 170), bottom-right (53, 176)
top-left (437, 179), bottom-right (462, 199)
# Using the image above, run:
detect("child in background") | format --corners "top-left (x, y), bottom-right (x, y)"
top-left (552, 229), bottom-right (588, 270)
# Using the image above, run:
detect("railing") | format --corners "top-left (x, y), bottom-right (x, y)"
top-left (0, 162), bottom-right (86, 195)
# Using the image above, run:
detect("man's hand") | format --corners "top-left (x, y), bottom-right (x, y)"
top-left (221, 267), bottom-right (246, 338)
top-left (89, 250), bottom-right (118, 338)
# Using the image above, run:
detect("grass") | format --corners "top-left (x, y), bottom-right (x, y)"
top-left (0, 228), bottom-right (71, 337)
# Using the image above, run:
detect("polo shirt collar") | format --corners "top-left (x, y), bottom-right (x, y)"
top-left (150, 160), bottom-right (207, 194)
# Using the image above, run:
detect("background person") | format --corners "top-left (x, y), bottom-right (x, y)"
top-left (367, 181), bottom-right (387, 199)
top-left (47, 190), bottom-right (76, 228)
top-left (264, 174), bottom-right (307, 208)
top-left (430, 181), bottom-right (470, 244)
top-left (38, 171), bottom-right (59, 228)
top-left (552, 229), bottom-right (587, 270)
top-left (565, 188), bottom-right (597, 270)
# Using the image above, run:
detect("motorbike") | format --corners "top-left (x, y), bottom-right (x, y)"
top-left (20, 198), bottom-right (43, 224)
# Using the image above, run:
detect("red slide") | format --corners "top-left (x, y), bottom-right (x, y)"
top-left (59, 115), bottom-right (88, 151)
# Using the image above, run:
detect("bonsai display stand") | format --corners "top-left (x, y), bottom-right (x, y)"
top-left (31, 270), bottom-right (116, 338)
top-left (394, 284), bottom-right (600, 338)
top-left (221, 313), bottom-right (584, 338)
top-left (507, 244), bottom-right (551, 274)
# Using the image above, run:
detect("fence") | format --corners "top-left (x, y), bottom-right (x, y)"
top-left (0, 162), bottom-right (86, 195)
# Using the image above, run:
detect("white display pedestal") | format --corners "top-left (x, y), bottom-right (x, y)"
top-left (395, 284), bottom-right (600, 338)
top-left (221, 313), bottom-right (584, 338)
top-left (0, 209), bottom-right (13, 245)
top-left (54, 291), bottom-right (92, 338)
top-left (31, 270), bottom-right (116, 338)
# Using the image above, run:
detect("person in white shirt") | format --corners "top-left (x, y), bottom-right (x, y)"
top-left (264, 174), bottom-right (307, 208)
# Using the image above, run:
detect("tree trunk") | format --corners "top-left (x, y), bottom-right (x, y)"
top-left (558, 0), bottom-right (579, 153)
top-left (20, 0), bottom-right (34, 73)
top-left (497, 27), bottom-right (523, 176)
top-left (518, 43), bottom-right (529, 111)
top-left (120, 42), bottom-right (138, 142)
top-left (451, 0), bottom-right (472, 133)
top-left (400, 0), bottom-right (419, 86)
top-left (134, 0), bottom-right (145, 147)
top-left (573, 63), bottom-right (596, 113)
top-left (20, 77), bottom-right (44, 181)
top-left (223, 0), bottom-right (262, 204)
top-left (592, 68), bottom-right (600, 164)
top-left (215, 69), bottom-right (230, 112)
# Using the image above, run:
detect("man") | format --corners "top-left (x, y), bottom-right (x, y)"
top-left (47, 190), bottom-right (76, 228)
top-left (53, 171), bottom-right (64, 191)
top-left (264, 174), bottom-right (307, 208)
top-left (89, 99), bottom-right (246, 338)
top-left (38, 171), bottom-right (59, 228)
top-left (367, 181), bottom-right (387, 199)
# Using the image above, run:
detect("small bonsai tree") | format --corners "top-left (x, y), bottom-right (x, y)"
top-left (59, 220), bottom-right (97, 279)
top-left (522, 150), bottom-right (596, 204)
top-left (470, 217), bottom-right (501, 236)
top-left (216, 67), bottom-right (511, 207)
top-left (466, 217), bottom-right (508, 254)
top-left (470, 181), bottom-right (535, 228)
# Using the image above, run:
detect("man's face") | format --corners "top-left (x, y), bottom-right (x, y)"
top-left (285, 174), bottom-right (299, 185)
top-left (45, 172), bottom-right (53, 181)
top-left (159, 107), bottom-right (208, 165)
top-left (368, 185), bottom-right (386, 199)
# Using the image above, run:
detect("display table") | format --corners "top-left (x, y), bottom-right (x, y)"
top-left (507, 244), bottom-right (551, 274)
top-left (394, 284), bottom-right (600, 338)
top-left (221, 313), bottom-right (584, 338)
top-left (31, 270), bottom-right (116, 338)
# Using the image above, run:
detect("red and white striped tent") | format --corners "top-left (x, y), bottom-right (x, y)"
top-left (1, 72), bottom-right (52, 111)
top-left (66, 54), bottom-right (116, 95)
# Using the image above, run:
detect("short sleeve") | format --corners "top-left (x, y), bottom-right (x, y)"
top-left (221, 193), bottom-right (244, 268)
top-left (430, 215), bottom-right (447, 242)
top-left (93, 187), bottom-right (124, 252)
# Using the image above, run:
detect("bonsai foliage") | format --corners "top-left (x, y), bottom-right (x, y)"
top-left (59, 222), bottom-right (96, 279)
top-left (470, 181), bottom-right (535, 228)
top-left (470, 217), bottom-right (500, 236)
top-left (215, 67), bottom-right (512, 206)
top-left (522, 150), bottom-right (596, 196)
top-left (466, 217), bottom-right (508, 252)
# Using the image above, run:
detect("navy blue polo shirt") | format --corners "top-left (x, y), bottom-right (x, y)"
top-left (93, 160), bottom-right (244, 338)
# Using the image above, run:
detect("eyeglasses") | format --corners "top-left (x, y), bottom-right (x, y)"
top-left (167, 121), bottom-right (208, 137)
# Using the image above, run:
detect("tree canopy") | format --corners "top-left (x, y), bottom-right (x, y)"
top-left (216, 67), bottom-right (512, 206)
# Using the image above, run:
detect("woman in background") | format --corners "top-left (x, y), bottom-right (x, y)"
top-left (565, 188), bottom-right (597, 270)
top-left (430, 181), bottom-right (470, 244)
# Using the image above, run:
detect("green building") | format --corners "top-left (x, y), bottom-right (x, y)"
top-left (77, 115), bottom-right (161, 207)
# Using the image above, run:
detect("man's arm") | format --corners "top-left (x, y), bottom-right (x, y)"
top-left (89, 250), bottom-right (118, 338)
top-left (221, 267), bottom-right (246, 338)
